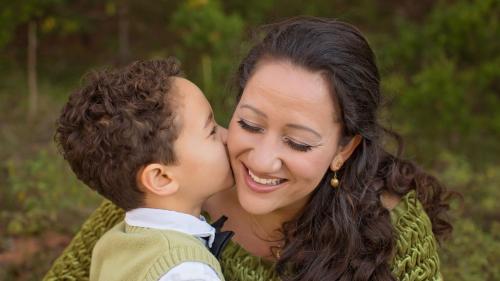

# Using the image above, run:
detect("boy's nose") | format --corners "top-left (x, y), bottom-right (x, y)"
top-left (219, 126), bottom-right (228, 144)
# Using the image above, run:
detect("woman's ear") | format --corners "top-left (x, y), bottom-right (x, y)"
top-left (330, 134), bottom-right (362, 170)
top-left (138, 163), bottom-right (179, 196)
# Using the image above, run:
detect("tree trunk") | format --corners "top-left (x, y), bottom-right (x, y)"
top-left (118, 2), bottom-right (130, 64)
top-left (201, 54), bottom-right (213, 101)
top-left (27, 20), bottom-right (38, 121)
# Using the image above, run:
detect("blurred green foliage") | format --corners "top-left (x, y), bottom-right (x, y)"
top-left (381, 0), bottom-right (500, 166)
top-left (0, 0), bottom-right (68, 48)
top-left (4, 148), bottom-right (100, 235)
top-left (433, 151), bottom-right (500, 280)
top-left (0, 0), bottom-right (498, 280)
top-left (0, 73), bottom-right (100, 236)
top-left (170, 0), bottom-right (243, 120)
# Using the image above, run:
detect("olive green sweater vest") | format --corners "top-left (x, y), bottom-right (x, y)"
top-left (89, 222), bottom-right (224, 281)
top-left (44, 191), bottom-right (442, 281)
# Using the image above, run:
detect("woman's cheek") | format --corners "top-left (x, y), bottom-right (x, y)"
top-left (227, 121), bottom-right (245, 154)
top-left (290, 152), bottom-right (331, 184)
top-left (228, 131), bottom-right (258, 158)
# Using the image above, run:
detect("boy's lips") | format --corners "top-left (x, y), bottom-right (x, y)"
top-left (240, 163), bottom-right (288, 193)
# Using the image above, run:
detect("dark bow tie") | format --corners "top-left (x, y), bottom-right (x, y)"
top-left (209, 216), bottom-right (234, 259)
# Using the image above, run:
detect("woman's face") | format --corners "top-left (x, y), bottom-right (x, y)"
top-left (227, 60), bottom-right (344, 216)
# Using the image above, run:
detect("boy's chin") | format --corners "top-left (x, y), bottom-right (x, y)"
top-left (204, 178), bottom-right (234, 198)
top-left (216, 181), bottom-right (235, 193)
top-left (224, 176), bottom-right (236, 190)
top-left (219, 171), bottom-right (235, 189)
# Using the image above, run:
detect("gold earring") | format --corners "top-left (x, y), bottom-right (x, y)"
top-left (330, 171), bottom-right (339, 188)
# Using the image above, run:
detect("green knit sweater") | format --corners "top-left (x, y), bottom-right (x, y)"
top-left (43, 191), bottom-right (442, 281)
top-left (90, 222), bottom-right (224, 281)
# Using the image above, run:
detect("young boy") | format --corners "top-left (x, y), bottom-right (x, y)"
top-left (55, 58), bottom-right (234, 281)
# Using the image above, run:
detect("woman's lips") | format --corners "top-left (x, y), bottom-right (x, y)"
top-left (241, 163), bottom-right (287, 193)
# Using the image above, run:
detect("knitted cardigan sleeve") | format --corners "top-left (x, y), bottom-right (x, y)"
top-left (390, 191), bottom-right (443, 281)
top-left (43, 191), bottom-right (442, 281)
top-left (43, 201), bottom-right (124, 281)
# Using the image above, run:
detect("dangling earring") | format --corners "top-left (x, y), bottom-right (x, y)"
top-left (330, 170), bottom-right (339, 188)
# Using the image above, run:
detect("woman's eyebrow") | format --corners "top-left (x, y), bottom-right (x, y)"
top-left (240, 104), bottom-right (321, 139)
top-left (240, 104), bottom-right (267, 117)
top-left (285, 124), bottom-right (322, 139)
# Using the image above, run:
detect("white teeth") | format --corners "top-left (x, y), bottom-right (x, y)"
top-left (248, 169), bottom-right (283, 186)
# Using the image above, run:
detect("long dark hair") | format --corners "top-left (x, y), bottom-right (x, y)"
top-left (236, 17), bottom-right (454, 281)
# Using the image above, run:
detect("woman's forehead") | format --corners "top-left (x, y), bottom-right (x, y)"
top-left (249, 60), bottom-right (330, 101)
top-left (241, 61), bottom-right (338, 122)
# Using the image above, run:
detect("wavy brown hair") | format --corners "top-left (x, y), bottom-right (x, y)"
top-left (55, 59), bottom-right (182, 211)
top-left (236, 17), bottom-right (454, 281)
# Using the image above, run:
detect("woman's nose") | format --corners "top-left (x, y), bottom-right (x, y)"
top-left (247, 139), bottom-right (282, 173)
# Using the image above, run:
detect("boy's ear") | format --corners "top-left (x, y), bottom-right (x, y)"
top-left (138, 163), bottom-right (179, 196)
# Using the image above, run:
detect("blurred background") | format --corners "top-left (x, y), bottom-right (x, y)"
top-left (0, 0), bottom-right (498, 280)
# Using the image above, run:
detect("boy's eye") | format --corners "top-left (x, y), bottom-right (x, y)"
top-left (210, 125), bottom-right (218, 136)
top-left (237, 119), bottom-right (263, 133)
top-left (283, 137), bottom-right (313, 152)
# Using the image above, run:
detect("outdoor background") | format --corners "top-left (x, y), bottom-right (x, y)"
top-left (0, 0), bottom-right (498, 280)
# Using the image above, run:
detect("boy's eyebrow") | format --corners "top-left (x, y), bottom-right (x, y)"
top-left (204, 111), bottom-right (213, 129)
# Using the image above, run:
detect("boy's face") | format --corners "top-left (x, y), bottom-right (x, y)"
top-left (170, 77), bottom-right (234, 204)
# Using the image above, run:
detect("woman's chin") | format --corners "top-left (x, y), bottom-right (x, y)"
top-left (236, 186), bottom-right (278, 215)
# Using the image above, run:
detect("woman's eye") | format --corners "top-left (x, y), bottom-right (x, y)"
top-left (284, 138), bottom-right (313, 152)
top-left (237, 119), bottom-right (263, 133)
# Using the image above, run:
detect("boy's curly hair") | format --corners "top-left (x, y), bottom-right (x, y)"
top-left (55, 58), bottom-right (183, 210)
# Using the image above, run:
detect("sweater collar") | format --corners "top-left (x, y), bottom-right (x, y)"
top-left (125, 208), bottom-right (216, 248)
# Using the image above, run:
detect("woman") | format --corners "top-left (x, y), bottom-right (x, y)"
top-left (44, 17), bottom-right (452, 281)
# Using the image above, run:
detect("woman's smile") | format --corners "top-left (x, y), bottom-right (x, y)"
top-left (248, 169), bottom-right (286, 186)
top-left (241, 162), bottom-right (289, 193)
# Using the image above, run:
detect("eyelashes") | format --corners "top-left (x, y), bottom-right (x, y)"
top-left (237, 119), bottom-right (262, 133)
top-left (283, 137), bottom-right (314, 152)
top-left (210, 125), bottom-right (218, 136)
top-left (237, 119), bottom-right (314, 152)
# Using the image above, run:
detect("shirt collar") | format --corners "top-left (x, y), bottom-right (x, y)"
top-left (125, 208), bottom-right (216, 248)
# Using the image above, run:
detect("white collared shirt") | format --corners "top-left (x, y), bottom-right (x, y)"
top-left (125, 208), bottom-right (222, 281)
